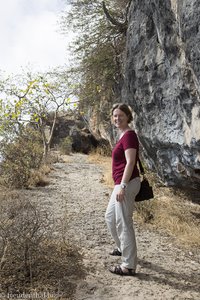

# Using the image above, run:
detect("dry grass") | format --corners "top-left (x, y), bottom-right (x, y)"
top-left (27, 151), bottom-right (72, 187)
top-left (88, 153), bottom-right (200, 250)
top-left (135, 194), bottom-right (200, 249)
top-left (60, 154), bottom-right (73, 163)
top-left (88, 151), bottom-right (113, 187)
top-left (0, 189), bottom-right (85, 298)
top-left (28, 164), bottom-right (51, 187)
top-left (47, 150), bottom-right (73, 164)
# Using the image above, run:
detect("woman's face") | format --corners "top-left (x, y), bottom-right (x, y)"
top-left (112, 108), bottom-right (129, 130)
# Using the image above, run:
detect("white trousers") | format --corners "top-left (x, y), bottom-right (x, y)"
top-left (105, 177), bottom-right (141, 270)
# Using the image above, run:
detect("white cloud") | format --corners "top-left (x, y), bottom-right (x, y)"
top-left (0, 0), bottom-right (71, 74)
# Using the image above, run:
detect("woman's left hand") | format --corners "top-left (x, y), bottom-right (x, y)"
top-left (116, 188), bottom-right (126, 202)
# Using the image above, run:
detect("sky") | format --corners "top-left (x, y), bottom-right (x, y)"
top-left (0, 0), bottom-right (72, 75)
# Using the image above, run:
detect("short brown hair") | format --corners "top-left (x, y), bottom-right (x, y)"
top-left (111, 103), bottom-right (133, 124)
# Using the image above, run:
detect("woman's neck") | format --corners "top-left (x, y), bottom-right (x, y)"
top-left (119, 127), bottom-right (131, 139)
top-left (120, 126), bottom-right (130, 133)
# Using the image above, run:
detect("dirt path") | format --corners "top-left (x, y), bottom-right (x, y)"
top-left (39, 153), bottom-right (200, 300)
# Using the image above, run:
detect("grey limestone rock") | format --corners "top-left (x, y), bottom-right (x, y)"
top-left (122, 0), bottom-right (200, 189)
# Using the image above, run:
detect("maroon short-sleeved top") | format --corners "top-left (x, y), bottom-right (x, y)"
top-left (112, 130), bottom-right (139, 184)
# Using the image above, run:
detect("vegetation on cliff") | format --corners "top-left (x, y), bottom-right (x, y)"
top-left (60, 0), bottom-right (131, 114)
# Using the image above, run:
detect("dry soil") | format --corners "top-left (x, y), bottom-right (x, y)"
top-left (30, 153), bottom-right (200, 299)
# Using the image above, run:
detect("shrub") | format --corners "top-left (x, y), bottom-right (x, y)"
top-left (0, 127), bottom-right (43, 188)
top-left (95, 139), bottom-right (112, 157)
top-left (0, 194), bottom-right (85, 296)
top-left (27, 164), bottom-right (51, 187)
top-left (58, 136), bottom-right (72, 155)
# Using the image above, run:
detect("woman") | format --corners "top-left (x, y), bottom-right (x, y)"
top-left (105, 103), bottom-right (141, 276)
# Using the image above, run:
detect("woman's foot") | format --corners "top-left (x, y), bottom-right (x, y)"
top-left (109, 249), bottom-right (122, 256)
top-left (109, 265), bottom-right (136, 276)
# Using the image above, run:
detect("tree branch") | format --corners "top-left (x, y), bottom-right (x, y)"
top-left (102, 1), bottom-right (128, 35)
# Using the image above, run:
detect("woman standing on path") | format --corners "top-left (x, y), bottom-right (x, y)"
top-left (105, 103), bottom-right (141, 276)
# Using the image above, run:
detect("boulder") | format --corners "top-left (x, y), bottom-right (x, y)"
top-left (49, 115), bottom-right (100, 154)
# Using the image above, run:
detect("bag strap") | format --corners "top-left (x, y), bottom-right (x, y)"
top-left (138, 158), bottom-right (145, 175)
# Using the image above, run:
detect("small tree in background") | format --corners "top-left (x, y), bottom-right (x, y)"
top-left (0, 69), bottom-right (77, 187)
top-left (0, 69), bottom-right (77, 159)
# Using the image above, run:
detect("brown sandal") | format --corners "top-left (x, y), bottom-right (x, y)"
top-left (109, 265), bottom-right (136, 276)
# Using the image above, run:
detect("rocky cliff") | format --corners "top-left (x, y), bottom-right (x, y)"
top-left (122, 0), bottom-right (200, 189)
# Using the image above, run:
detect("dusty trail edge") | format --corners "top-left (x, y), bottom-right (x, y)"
top-left (36, 153), bottom-right (200, 300)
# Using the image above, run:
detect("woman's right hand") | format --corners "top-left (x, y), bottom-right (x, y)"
top-left (116, 188), bottom-right (126, 202)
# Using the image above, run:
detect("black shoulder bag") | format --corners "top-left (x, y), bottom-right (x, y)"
top-left (135, 159), bottom-right (154, 202)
